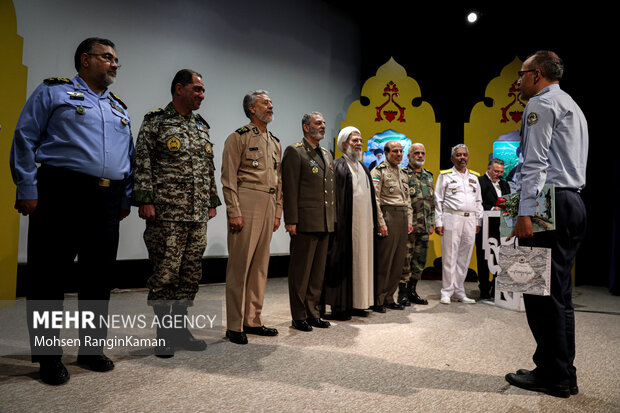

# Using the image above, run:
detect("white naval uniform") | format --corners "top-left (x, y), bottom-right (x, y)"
top-left (435, 167), bottom-right (483, 299)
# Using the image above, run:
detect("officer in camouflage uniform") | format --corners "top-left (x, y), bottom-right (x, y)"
top-left (399, 143), bottom-right (435, 306)
top-left (132, 69), bottom-right (221, 357)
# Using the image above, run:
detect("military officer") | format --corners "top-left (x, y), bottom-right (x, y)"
top-left (505, 50), bottom-right (587, 398)
top-left (434, 144), bottom-right (483, 304)
top-left (10, 37), bottom-right (133, 384)
top-left (221, 90), bottom-right (282, 344)
top-left (399, 143), bottom-right (435, 306)
top-left (132, 69), bottom-right (221, 357)
top-left (282, 112), bottom-right (335, 331)
top-left (370, 141), bottom-right (413, 312)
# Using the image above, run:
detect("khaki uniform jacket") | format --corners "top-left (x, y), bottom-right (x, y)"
top-left (282, 138), bottom-right (335, 233)
top-left (131, 102), bottom-right (221, 222)
top-left (371, 162), bottom-right (413, 227)
top-left (221, 123), bottom-right (283, 219)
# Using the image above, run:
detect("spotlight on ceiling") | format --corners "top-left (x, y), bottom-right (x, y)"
top-left (467, 11), bottom-right (479, 24)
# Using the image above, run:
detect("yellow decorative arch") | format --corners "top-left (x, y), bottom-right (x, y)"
top-left (0, 2), bottom-right (28, 299)
top-left (337, 57), bottom-right (443, 268)
top-left (465, 57), bottom-right (524, 174)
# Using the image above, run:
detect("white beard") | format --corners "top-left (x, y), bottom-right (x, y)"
top-left (345, 146), bottom-right (361, 163)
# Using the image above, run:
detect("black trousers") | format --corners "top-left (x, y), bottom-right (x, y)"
top-left (26, 165), bottom-right (122, 360)
top-left (523, 190), bottom-right (586, 385)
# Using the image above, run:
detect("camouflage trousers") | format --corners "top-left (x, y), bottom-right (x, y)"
top-left (401, 232), bottom-right (429, 283)
top-left (144, 220), bottom-right (207, 303)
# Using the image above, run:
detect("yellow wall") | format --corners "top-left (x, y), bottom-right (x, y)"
top-left (0, 1), bottom-right (28, 299)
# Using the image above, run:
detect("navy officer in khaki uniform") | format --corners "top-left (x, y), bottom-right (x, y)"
top-left (282, 112), bottom-right (335, 331)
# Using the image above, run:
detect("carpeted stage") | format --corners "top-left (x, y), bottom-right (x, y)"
top-left (1, 278), bottom-right (619, 412)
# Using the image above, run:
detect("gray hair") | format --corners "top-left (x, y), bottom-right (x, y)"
top-left (451, 143), bottom-right (468, 157)
top-left (301, 112), bottom-right (324, 131)
top-left (243, 89), bottom-right (270, 119)
top-left (409, 142), bottom-right (425, 154)
top-left (488, 158), bottom-right (505, 167)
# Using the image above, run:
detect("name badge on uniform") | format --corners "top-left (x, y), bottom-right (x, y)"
top-left (167, 137), bottom-right (181, 151)
top-left (67, 91), bottom-right (84, 101)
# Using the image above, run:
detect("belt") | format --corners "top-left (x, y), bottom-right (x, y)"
top-left (445, 208), bottom-right (475, 217)
top-left (381, 205), bottom-right (408, 211)
top-left (39, 164), bottom-right (121, 187)
top-left (238, 182), bottom-right (277, 194)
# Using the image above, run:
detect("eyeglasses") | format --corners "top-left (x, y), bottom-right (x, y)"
top-left (87, 53), bottom-right (121, 67)
top-left (518, 69), bottom-right (536, 78)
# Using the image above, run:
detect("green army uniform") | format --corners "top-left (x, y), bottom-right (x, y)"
top-left (399, 165), bottom-right (435, 305)
top-left (132, 102), bottom-right (221, 304)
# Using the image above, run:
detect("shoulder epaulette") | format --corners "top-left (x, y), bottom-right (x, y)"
top-left (236, 126), bottom-right (250, 134)
top-left (43, 77), bottom-right (71, 85)
top-left (469, 169), bottom-right (480, 176)
top-left (376, 163), bottom-right (387, 169)
top-left (423, 168), bottom-right (433, 175)
top-left (320, 147), bottom-right (329, 152)
top-left (440, 169), bottom-right (452, 174)
top-left (195, 114), bottom-right (210, 129)
top-left (269, 131), bottom-right (279, 142)
top-left (110, 92), bottom-right (127, 109)
top-left (294, 142), bottom-right (304, 148)
top-left (144, 108), bottom-right (164, 118)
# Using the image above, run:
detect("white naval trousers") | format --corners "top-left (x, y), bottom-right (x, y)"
top-left (440, 211), bottom-right (477, 298)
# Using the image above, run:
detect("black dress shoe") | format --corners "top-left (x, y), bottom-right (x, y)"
top-left (76, 354), bottom-right (115, 372)
top-left (226, 330), bottom-right (248, 345)
top-left (243, 325), bottom-right (279, 336)
top-left (39, 359), bottom-right (70, 385)
top-left (505, 372), bottom-right (570, 398)
top-left (351, 308), bottom-right (369, 317)
top-left (516, 369), bottom-right (578, 395)
top-left (291, 319), bottom-right (312, 331)
top-left (370, 305), bottom-right (386, 313)
top-left (307, 318), bottom-right (330, 328)
top-left (173, 328), bottom-right (207, 351)
top-left (385, 302), bottom-right (405, 310)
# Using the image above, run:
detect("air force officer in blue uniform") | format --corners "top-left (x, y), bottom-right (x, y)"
top-left (505, 50), bottom-right (588, 398)
top-left (10, 37), bottom-right (134, 385)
